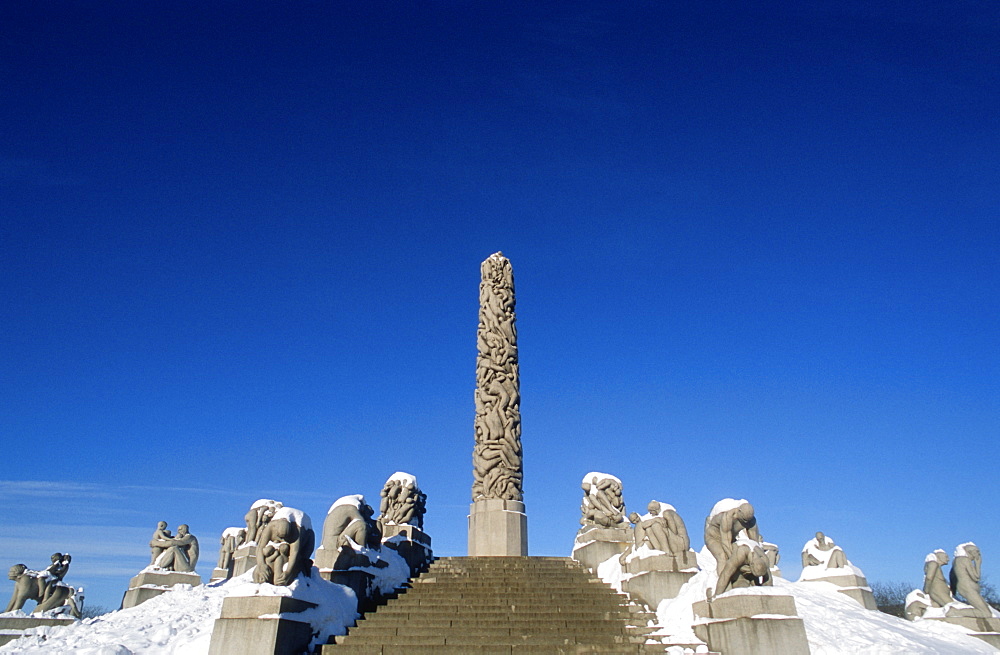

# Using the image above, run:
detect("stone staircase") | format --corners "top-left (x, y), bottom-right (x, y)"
top-left (319, 556), bottom-right (668, 654)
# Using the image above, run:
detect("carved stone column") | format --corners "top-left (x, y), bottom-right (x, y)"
top-left (468, 252), bottom-right (527, 556)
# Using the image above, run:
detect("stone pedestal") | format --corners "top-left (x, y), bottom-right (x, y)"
top-left (571, 525), bottom-right (630, 572)
top-left (231, 544), bottom-right (258, 577)
top-left (693, 591), bottom-right (809, 655)
top-left (468, 499), bottom-right (527, 556)
top-left (0, 616), bottom-right (75, 648)
top-left (381, 524), bottom-right (433, 575)
top-left (121, 570), bottom-right (203, 609)
top-left (923, 614), bottom-right (1000, 646)
top-left (801, 572), bottom-right (877, 610)
top-left (208, 596), bottom-right (317, 655)
top-left (210, 566), bottom-right (232, 583)
top-left (623, 570), bottom-right (697, 608)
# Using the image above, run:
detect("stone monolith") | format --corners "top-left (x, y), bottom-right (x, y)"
top-left (468, 252), bottom-right (527, 556)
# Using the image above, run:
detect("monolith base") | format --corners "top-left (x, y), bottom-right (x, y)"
top-left (468, 499), bottom-right (527, 556)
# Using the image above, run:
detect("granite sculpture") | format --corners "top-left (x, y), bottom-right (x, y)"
top-left (617, 501), bottom-right (698, 607)
top-left (950, 542), bottom-right (992, 618)
top-left (714, 538), bottom-right (773, 595)
top-left (216, 527), bottom-right (246, 571)
top-left (150, 523), bottom-right (199, 572)
top-left (800, 532), bottom-right (847, 569)
top-left (253, 507), bottom-right (315, 586)
top-left (762, 541), bottom-right (782, 578)
top-left (317, 495), bottom-right (381, 558)
top-left (5, 556), bottom-right (80, 617)
top-left (572, 473), bottom-right (632, 571)
top-left (122, 523), bottom-right (203, 608)
top-left (703, 498), bottom-right (761, 571)
top-left (797, 531), bottom-right (877, 609)
top-left (244, 499), bottom-right (283, 545)
top-left (378, 472), bottom-right (426, 531)
top-left (376, 473), bottom-right (433, 575)
top-left (468, 252), bottom-right (527, 556)
top-left (923, 549), bottom-right (954, 608)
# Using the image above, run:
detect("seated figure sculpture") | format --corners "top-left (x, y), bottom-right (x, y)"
top-left (704, 499), bottom-right (761, 572)
top-left (923, 549), bottom-right (954, 608)
top-left (621, 500), bottom-right (692, 568)
top-left (5, 562), bottom-right (80, 618)
top-left (322, 495), bottom-right (382, 551)
top-left (715, 538), bottom-right (773, 596)
top-left (377, 473), bottom-right (426, 531)
top-left (150, 524), bottom-right (199, 573)
top-left (801, 532), bottom-right (848, 570)
top-left (253, 507), bottom-right (315, 586)
top-left (580, 474), bottom-right (627, 528)
top-left (949, 542), bottom-right (994, 618)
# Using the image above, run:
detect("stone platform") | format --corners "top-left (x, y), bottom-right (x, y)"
top-left (572, 525), bottom-right (631, 572)
top-left (208, 595), bottom-right (317, 655)
top-left (799, 573), bottom-right (877, 610)
top-left (121, 570), bottom-right (203, 609)
top-left (0, 615), bottom-right (76, 648)
top-left (693, 591), bottom-right (809, 655)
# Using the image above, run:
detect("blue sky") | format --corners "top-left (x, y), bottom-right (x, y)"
top-left (2, 2), bottom-right (998, 611)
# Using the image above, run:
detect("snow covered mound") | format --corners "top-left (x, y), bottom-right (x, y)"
top-left (595, 548), bottom-right (997, 654)
top-left (0, 553), bottom-right (412, 655)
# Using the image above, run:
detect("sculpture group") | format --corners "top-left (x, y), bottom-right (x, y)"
top-left (906, 542), bottom-right (999, 626)
top-left (4, 553), bottom-right (80, 618)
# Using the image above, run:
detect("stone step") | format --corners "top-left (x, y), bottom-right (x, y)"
top-left (318, 556), bottom-right (667, 653)
top-left (357, 612), bottom-right (652, 625)
top-left (326, 645), bottom-right (668, 654)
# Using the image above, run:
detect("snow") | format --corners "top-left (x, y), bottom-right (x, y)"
top-left (220, 527), bottom-right (242, 539)
top-left (0, 552), bottom-right (410, 654)
top-left (327, 494), bottom-right (364, 513)
top-left (955, 542), bottom-right (976, 558)
top-left (593, 547), bottom-right (997, 654)
top-left (582, 471), bottom-right (620, 489)
top-left (708, 498), bottom-right (747, 518)
top-left (385, 472), bottom-right (417, 487)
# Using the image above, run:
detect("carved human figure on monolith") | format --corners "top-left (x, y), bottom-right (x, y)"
top-left (5, 561), bottom-right (80, 617)
top-left (472, 252), bottom-right (522, 503)
top-left (378, 472), bottom-right (426, 531)
top-left (801, 532), bottom-right (848, 569)
top-left (151, 524), bottom-right (199, 573)
top-left (949, 542), bottom-right (992, 618)
top-left (923, 549), bottom-right (954, 608)
top-left (704, 499), bottom-right (760, 570)
top-left (253, 507), bottom-right (314, 586)
top-left (580, 473), bottom-right (627, 528)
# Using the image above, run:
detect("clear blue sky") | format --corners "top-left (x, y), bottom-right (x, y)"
top-left (2, 2), bottom-right (997, 611)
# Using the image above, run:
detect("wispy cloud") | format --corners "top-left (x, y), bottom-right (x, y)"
top-left (0, 480), bottom-right (121, 500)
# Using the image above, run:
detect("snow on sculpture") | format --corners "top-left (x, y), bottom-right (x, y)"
top-left (703, 499), bottom-right (769, 595)
top-left (800, 532), bottom-right (848, 571)
top-left (579, 472), bottom-right (627, 528)
top-left (216, 527), bottom-right (246, 571)
top-left (4, 554), bottom-right (80, 618)
top-left (922, 549), bottom-right (953, 608)
top-left (472, 251), bottom-right (522, 502)
top-left (377, 472), bottom-right (426, 530)
top-left (621, 500), bottom-right (693, 569)
top-left (243, 499), bottom-right (283, 545)
top-left (252, 507), bottom-right (315, 586)
top-left (149, 523), bottom-right (199, 573)
top-left (949, 542), bottom-right (994, 618)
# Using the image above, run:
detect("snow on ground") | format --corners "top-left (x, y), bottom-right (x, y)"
top-left (596, 547), bottom-right (997, 654)
top-left (0, 566), bottom-right (372, 655)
